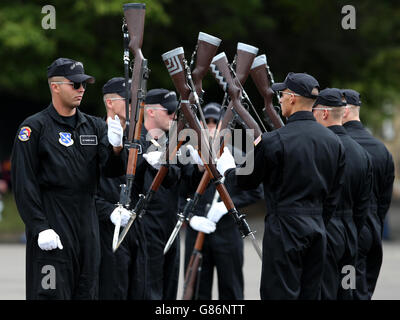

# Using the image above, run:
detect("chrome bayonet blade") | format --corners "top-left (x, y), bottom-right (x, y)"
top-left (111, 211), bottom-right (122, 252)
top-left (249, 233), bottom-right (262, 260)
top-left (164, 219), bottom-right (183, 255)
top-left (113, 211), bottom-right (137, 252)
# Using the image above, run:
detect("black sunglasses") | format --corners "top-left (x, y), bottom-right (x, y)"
top-left (51, 81), bottom-right (87, 90)
top-left (71, 81), bottom-right (87, 90)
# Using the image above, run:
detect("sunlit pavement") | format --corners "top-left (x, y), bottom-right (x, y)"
top-left (1, 238), bottom-right (398, 300)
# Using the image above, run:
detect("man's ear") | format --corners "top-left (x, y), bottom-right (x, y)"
top-left (323, 110), bottom-right (329, 120)
top-left (342, 107), bottom-right (349, 119)
top-left (145, 108), bottom-right (153, 118)
top-left (50, 83), bottom-right (60, 94)
top-left (104, 98), bottom-right (113, 112)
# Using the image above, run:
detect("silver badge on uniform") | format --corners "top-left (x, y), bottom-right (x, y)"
top-left (59, 132), bottom-right (74, 147)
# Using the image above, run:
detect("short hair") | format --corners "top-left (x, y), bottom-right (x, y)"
top-left (330, 107), bottom-right (345, 121)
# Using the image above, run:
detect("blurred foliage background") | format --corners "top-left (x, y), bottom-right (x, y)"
top-left (0, 0), bottom-right (399, 160)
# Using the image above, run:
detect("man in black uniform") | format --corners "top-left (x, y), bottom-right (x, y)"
top-left (11, 58), bottom-right (126, 299)
top-left (184, 102), bottom-right (263, 300)
top-left (312, 88), bottom-right (373, 299)
top-left (342, 89), bottom-right (395, 300)
top-left (216, 72), bottom-right (346, 299)
top-left (95, 77), bottom-right (147, 299)
top-left (136, 89), bottom-right (203, 299)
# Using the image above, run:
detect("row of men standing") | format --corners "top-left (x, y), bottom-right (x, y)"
top-left (11, 57), bottom-right (394, 300)
top-left (97, 79), bottom-right (263, 300)
top-left (214, 73), bottom-right (395, 299)
top-left (11, 57), bottom-right (261, 300)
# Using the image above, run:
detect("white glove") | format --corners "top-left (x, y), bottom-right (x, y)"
top-left (110, 207), bottom-right (131, 227)
top-left (189, 215), bottom-right (216, 234)
top-left (216, 147), bottom-right (236, 176)
top-left (207, 201), bottom-right (228, 223)
top-left (143, 151), bottom-right (163, 170)
top-left (107, 115), bottom-right (123, 147)
top-left (38, 229), bottom-right (63, 251)
top-left (186, 145), bottom-right (204, 166)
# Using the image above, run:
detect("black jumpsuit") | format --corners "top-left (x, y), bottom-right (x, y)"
top-left (134, 127), bottom-right (202, 300)
top-left (184, 175), bottom-right (263, 300)
top-left (343, 120), bottom-right (395, 299)
top-left (321, 125), bottom-right (372, 300)
top-left (227, 111), bottom-right (346, 300)
top-left (95, 157), bottom-right (147, 300)
top-left (11, 104), bottom-right (126, 299)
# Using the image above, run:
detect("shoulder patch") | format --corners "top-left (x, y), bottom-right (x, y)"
top-left (18, 126), bottom-right (32, 141)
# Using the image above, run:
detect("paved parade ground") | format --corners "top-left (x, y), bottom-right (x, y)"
top-left (1, 212), bottom-right (400, 300)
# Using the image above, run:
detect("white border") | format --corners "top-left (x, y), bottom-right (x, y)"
top-left (211, 52), bottom-right (226, 63)
top-left (251, 54), bottom-right (267, 69)
top-left (198, 32), bottom-right (222, 46)
top-left (237, 42), bottom-right (259, 55)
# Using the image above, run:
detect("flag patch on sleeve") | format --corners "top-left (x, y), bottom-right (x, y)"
top-left (18, 126), bottom-right (32, 141)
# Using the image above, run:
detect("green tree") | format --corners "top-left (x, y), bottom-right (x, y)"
top-left (0, 0), bottom-right (399, 130)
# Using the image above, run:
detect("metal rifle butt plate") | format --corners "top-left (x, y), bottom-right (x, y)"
top-left (198, 32), bottom-right (222, 46)
top-left (250, 54), bottom-right (267, 70)
top-left (237, 42), bottom-right (259, 55)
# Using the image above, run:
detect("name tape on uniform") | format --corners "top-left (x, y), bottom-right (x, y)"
top-left (80, 135), bottom-right (98, 145)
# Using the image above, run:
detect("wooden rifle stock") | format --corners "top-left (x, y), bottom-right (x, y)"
top-left (250, 55), bottom-right (284, 130)
top-left (124, 3), bottom-right (146, 140)
top-left (113, 4), bottom-right (148, 251)
top-left (132, 36), bottom-right (222, 224)
top-left (182, 45), bottom-right (261, 300)
top-left (182, 247), bottom-right (203, 300)
top-left (211, 52), bottom-right (262, 139)
top-left (191, 32), bottom-right (222, 102)
top-left (189, 32), bottom-right (222, 134)
top-left (163, 46), bottom-right (255, 226)
top-left (120, 3), bottom-right (149, 208)
top-left (235, 42), bottom-right (259, 85)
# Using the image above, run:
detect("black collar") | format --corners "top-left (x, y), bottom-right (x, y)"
top-left (286, 111), bottom-right (316, 124)
top-left (343, 120), bottom-right (364, 130)
top-left (328, 125), bottom-right (347, 135)
top-left (47, 103), bottom-right (87, 128)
